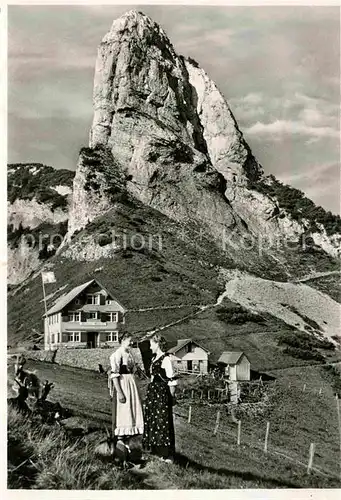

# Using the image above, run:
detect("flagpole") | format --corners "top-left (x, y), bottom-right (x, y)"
top-left (41, 273), bottom-right (51, 351)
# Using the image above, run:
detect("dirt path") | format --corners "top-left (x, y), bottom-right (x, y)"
top-left (294, 270), bottom-right (341, 283)
top-left (140, 269), bottom-right (341, 342)
top-left (140, 285), bottom-right (230, 341)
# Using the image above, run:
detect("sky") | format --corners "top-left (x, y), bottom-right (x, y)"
top-left (7, 5), bottom-right (340, 214)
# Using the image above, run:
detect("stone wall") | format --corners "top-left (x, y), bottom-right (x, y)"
top-left (27, 347), bottom-right (144, 372)
top-left (26, 349), bottom-right (56, 363)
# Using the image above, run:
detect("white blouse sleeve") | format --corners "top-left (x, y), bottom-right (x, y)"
top-left (161, 356), bottom-right (177, 387)
top-left (109, 349), bottom-right (121, 378)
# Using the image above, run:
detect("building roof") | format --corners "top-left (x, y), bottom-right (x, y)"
top-left (45, 280), bottom-right (95, 316)
top-left (218, 352), bottom-right (248, 365)
top-left (44, 278), bottom-right (126, 316)
top-left (168, 338), bottom-right (210, 354)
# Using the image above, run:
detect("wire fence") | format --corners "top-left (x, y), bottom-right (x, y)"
top-left (173, 399), bottom-right (341, 482)
top-left (178, 378), bottom-right (340, 404)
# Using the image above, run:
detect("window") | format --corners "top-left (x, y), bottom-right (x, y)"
top-left (106, 298), bottom-right (113, 305)
top-left (75, 298), bottom-right (81, 305)
top-left (107, 312), bottom-right (118, 322)
top-left (89, 312), bottom-right (99, 320)
top-left (87, 294), bottom-right (100, 305)
top-left (187, 343), bottom-right (192, 353)
top-left (51, 334), bottom-right (55, 344)
top-left (68, 312), bottom-right (80, 322)
top-left (48, 314), bottom-right (59, 325)
top-left (106, 331), bottom-right (118, 342)
top-left (67, 332), bottom-right (81, 342)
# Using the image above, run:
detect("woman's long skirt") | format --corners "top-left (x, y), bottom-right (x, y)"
top-left (114, 374), bottom-right (144, 436)
top-left (142, 379), bottom-right (175, 459)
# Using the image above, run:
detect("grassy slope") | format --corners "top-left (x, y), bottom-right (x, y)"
top-left (151, 304), bottom-right (338, 371)
top-left (7, 198), bottom-right (285, 345)
top-left (7, 359), bottom-right (341, 488)
top-left (8, 199), bottom-right (340, 375)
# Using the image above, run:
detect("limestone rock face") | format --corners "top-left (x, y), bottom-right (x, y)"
top-left (68, 9), bottom-right (340, 263)
top-left (7, 164), bottom-right (73, 284)
top-left (8, 198), bottom-right (68, 231)
top-left (68, 151), bottom-right (114, 236)
top-left (69, 11), bottom-right (247, 257)
top-left (8, 240), bottom-right (41, 286)
top-left (185, 61), bottom-right (262, 185)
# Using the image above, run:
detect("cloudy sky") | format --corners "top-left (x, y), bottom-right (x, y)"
top-left (8, 5), bottom-right (340, 214)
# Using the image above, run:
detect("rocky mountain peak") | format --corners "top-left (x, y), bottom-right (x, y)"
top-left (103, 10), bottom-right (175, 53)
top-left (68, 11), bottom-right (341, 261)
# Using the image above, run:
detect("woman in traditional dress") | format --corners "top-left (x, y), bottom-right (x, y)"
top-left (142, 334), bottom-right (177, 463)
top-left (109, 333), bottom-right (144, 450)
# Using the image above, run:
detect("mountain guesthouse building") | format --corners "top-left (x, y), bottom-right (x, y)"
top-left (43, 279), bottom-right (126, 350)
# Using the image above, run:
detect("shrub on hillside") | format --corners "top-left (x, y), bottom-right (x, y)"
top-left (278, 331), bottom-right (334, 351)
top-left (148, 138), bottom-right (194, 164)
top-left (8, 221), bottom-right (67, 259)
top-left (247, 175), bottom-right (341, 236)
top-left (187, 56), bottom-right (200, 68)
top-left (282, 346), bottom-right (325, 363)
top-left (216, 305), bottom-right (265, 324)
top-left (98, 233), bottom-right (112, 247)
top-left (8, 164), bottom-right (74, 204)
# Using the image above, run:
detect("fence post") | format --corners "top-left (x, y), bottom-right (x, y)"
top-left (191, 389), bottom-right (194, 399)
top-left (237, 420), bottom-right (241, 446)
top-left (303, 384), bottom-right (306, 392)
top-left (319, 388), bottom-right (322, 395)
top-left (214, 410), bottom-right (221, 435)
top-left (188, 405), bottom-right (192, 424)
top-left (200, 390), bottom-right (203, 400)
top-left (264, 421), bottom-right (270, 453)
top-left (307, 443), bottom-right (315, 474)
top-left (208, 390), bottom-right (211, 400)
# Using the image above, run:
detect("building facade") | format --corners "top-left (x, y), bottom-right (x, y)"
top-left (168, 339), bottom-right (209, 373)
top-left (43, 279), bottom-right (125, 350)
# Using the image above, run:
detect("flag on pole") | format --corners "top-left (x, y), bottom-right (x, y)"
top-left (42, 271), bottom-right (56, 284)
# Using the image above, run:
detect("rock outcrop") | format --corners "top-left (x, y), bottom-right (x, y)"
top-left (8, 164), bottom-right (74, 285)
top-left (67, 10), bottom-right (340, 264)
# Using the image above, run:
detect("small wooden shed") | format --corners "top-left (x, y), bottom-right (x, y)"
top-left (218, 351), bottom-right (250, 381)
top-left (168, 338), bottom-right (209, 374)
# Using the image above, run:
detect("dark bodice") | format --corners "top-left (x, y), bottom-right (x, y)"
top-left (119, 364), bottom-right (130, 375)
top-left (110, 347), bottom-right (135, 376)
top-left (150, 354), bottom-right (170, 384)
